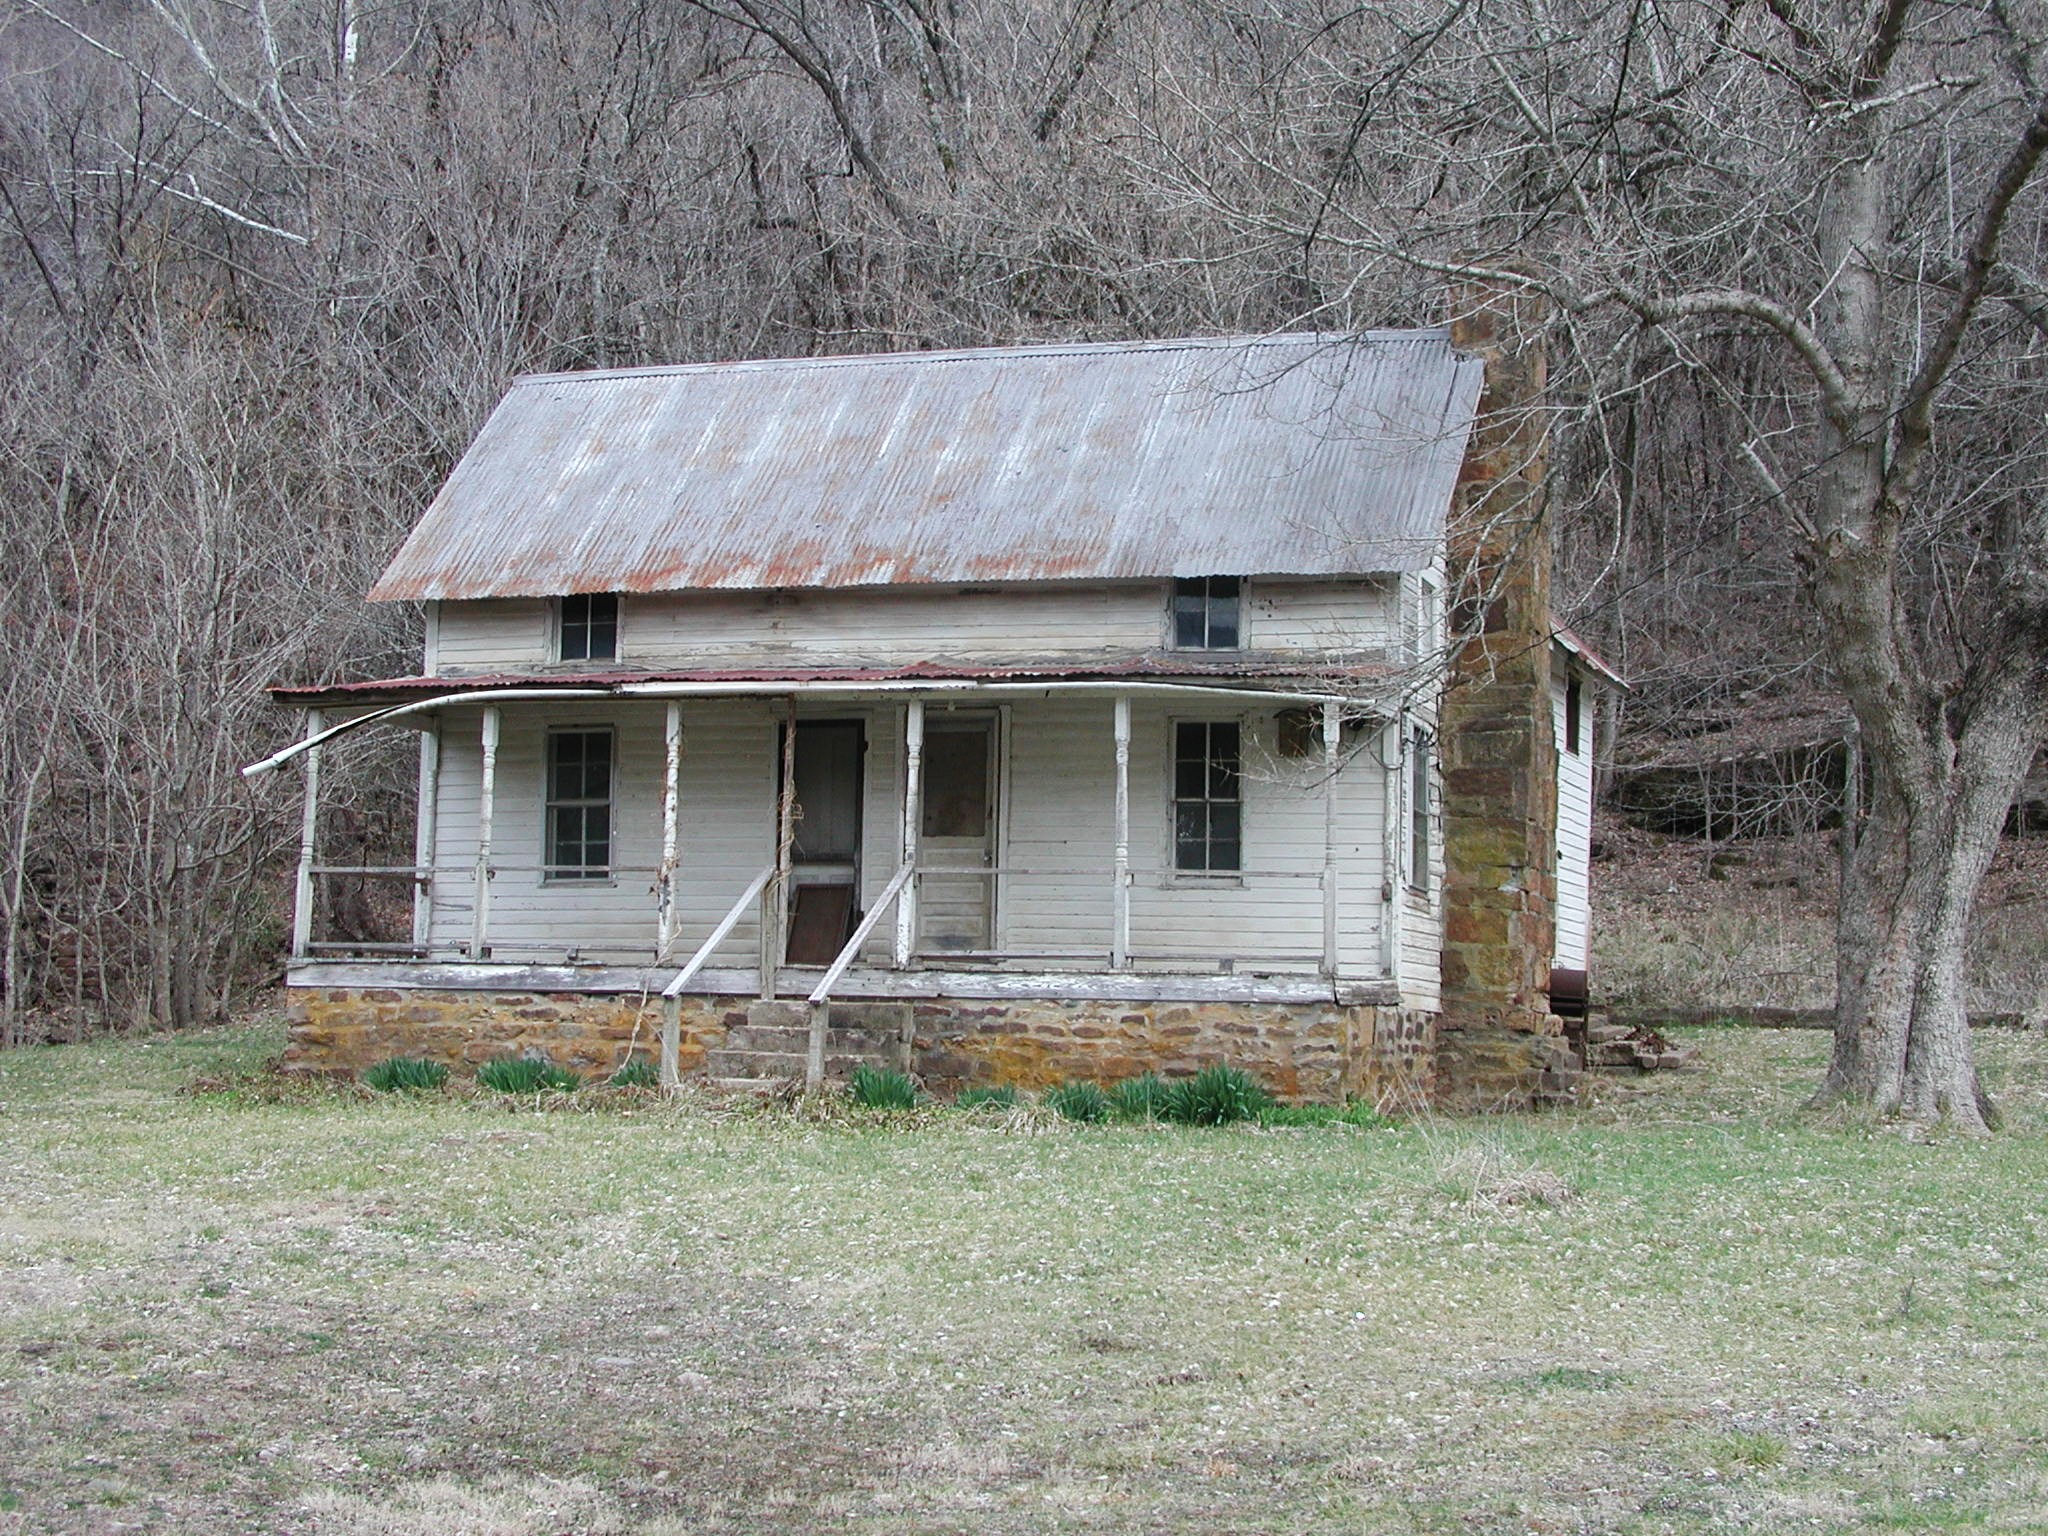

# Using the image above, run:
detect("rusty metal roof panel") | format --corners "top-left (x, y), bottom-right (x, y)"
top-left (369, 331), bottom-right (1483, 602)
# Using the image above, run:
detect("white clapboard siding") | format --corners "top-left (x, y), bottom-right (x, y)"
top-left (430, 579), bottom-right (1402, 672)
top-left (1247, 577), bottom-right (1396, 652)
top-left (434, 599), bottom-right (552, 670)
top-left (1001, 697), bottom-right (1386, 973)
top-left (1552, 672), bottom-right (1595, 971)
top-left (429, 700), bottom-right (778, 966)
top-left (1395, 709), bottom-right (1444, 1012)
top-left (424, 695), bottom-right (1394, 978)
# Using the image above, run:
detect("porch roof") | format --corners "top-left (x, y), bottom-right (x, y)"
top-left (270, 656), bottom-right (1398, 710)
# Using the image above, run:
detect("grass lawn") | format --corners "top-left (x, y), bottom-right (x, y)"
top-left (2, 1020), bottom-right (2045, 1534)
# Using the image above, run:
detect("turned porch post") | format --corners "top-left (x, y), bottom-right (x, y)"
top-left (1322, 700), bottom-right (1341, 977)
top-left (471, 705), bottom-right (501, 959)
top-left (1112, 694), bottom-right (1131, 968)
top-left (411, 721), bottom-right (440, 954)
top-left (895, 698), bottom-right (925, 967)
top-left (290, 709), bottom-right (323, 960)
top-left (657, 702), bottom-right (684, 960)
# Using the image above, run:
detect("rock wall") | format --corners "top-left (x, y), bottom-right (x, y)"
top-left (283, 986), bottom-right (1437, 1106)
top-left (285, 987), bottom-right (725, 1077)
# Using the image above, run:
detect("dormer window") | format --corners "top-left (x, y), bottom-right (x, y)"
top-left (558, 593), bottom-right (619, 661)
top-left (1171, 577), bottom-right (1241, 650)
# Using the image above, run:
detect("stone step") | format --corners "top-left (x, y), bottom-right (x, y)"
top-left (720, 1022), bottom-right (907, 1056)
top-left (703, 1048), bottom-right (905, 1081)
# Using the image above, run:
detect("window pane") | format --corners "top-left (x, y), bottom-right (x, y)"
top-left (1208, 837), bottom-right (1241, 872)
top-left (585, 595), bottom-right (619, 660)
top-left (1175, 754), bottom-right (1207, 800)
top-left (1208, 723), bottom-right (1240, 796)
top-left (1208, 802), bottom-right (1240, 844)
top-left (922, 727), bottom-right (990, 839)
top-left (581, 732), bottom-right (612, 792)
top-left (1175, 803), bottom-right (1208, 870)
top-left (561, 595), bottom-right (590, 660)
top-left (1173, 587), bottom-right (1207, 648)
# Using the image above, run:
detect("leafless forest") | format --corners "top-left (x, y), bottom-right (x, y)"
top-left (2, 0), bottom-right (2043, 1120)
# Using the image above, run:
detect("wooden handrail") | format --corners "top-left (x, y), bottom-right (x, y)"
top-left (664, 862), bottom-right (775, 997)
top-left (808, 863), bottom-right (915, 1006)
top-left (801, 862), bottom-right (916, 1090)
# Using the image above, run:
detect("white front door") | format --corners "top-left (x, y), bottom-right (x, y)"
top-left (917, 716), bottom-right (997, 955)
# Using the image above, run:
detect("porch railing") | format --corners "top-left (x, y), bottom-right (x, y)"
top-left (801, 863), bottom-right (916, 1090)
top-left (660, 862), bottom-right (776, 1088)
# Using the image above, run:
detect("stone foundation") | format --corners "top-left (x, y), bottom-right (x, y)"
top-left (285, 987), bottom-right (725, 1078)
top-left (284, 986), bottom-right (1438, 1106)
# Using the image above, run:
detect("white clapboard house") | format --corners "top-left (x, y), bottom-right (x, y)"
top-left (256, 329), bottom-right (1612, 1103)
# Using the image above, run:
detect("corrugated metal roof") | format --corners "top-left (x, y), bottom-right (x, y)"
top-left (369, 331), bottom-right (1484, 602)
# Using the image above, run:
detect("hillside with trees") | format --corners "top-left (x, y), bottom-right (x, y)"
top-left (2, 0), bottom-right (2042, 1125)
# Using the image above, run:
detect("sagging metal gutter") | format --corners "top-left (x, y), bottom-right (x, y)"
top-left (242, 677), bottom-right (1386, 779)
top-left (241, 688), bottom-right (610, 778)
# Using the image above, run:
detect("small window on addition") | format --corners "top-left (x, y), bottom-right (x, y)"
top-left (1171, 577), bottom-right (1242, 650)
top-left (1173, 721), bottom-right (1241, 873)
top-left (546, 728), bottom-right (613, 881)
top-left (1565, 676), bottom-right (1584, 755)
top-left (559, 593), bottom-right (619, 661)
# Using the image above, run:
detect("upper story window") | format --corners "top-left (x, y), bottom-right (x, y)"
top-left (1173, 720), bottom-right (1241, 874)
top-left (1564, 676), bottom-right (1584, 755)
top-left (545, 728), bottom-right (613, 881)
top-left (558, 593), bottom-right (619, 661)
top-left (1171, 577), bottom-right (1242, 650)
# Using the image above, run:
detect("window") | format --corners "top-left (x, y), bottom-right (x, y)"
top-left (1173, 721), bottom-right (1241, 873)
top-left (558, 593), bottom-right (619, 661)
top-left (1171, 577), bottom-right (1242, 650)
top-left (546, 729), bottom-right (613, 880)
top-left (1408, 728), bottom-right (1432, 891)
top-left (1565, 676), bottom-right (1583, 755)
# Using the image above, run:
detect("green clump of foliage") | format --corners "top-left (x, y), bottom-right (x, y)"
top-left (954, 1085), bottom-right (1018, 1110)
top-left (362, 1057), bottom-right (449, 1093)
top-left (1256, 1101), bottom-right (1339, 1127)
top-left (609, 1057), bottom-right (659, 1089)
top-left (1043, 1080), bottom-right (1112, 1123)
top-left (477, 1057), bottom-right (580, 1094)
top-left (849, 1064), bottom-right (918, 1110)
top-left (1255, 1099), bottom-right (1392, 1128)
top-left (1160, 1064), bottom-right (1272, 1126)
top-left (1106, 1073), bottom-right (1171, 1121)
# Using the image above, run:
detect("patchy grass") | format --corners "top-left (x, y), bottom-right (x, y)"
top-left (1, 1018), bottom-right (2046, 1533)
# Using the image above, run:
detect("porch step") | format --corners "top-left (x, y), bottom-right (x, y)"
top-left (703, 1000), bottom-right (914, 1085)
top-left (704, 1049), bottom-right (905, 1081)
top-left (720, 1022), bottom-right (906, 1056)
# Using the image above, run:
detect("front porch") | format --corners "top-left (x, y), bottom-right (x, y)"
top-left (265, 675), bottom-right (1436, 1100)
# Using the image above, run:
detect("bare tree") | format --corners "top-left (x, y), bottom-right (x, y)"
top-left (1128, 0), bottom-right (2048, 1128)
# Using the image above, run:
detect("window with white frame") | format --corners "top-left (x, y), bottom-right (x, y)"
top-left (1170, 577), bottom-right (1242, 650)
top-left (1408, 727), bottom-right (1432, 892)
top-left (558, 593), bottom-right (619, 661)
top-left (1173, 720), bottom-right (1241, 873)
top-left (545, 728), bottom-right (613, 880)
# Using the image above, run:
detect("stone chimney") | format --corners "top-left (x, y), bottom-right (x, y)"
top-left (1433, 277), bottom-right (1575, 1109)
